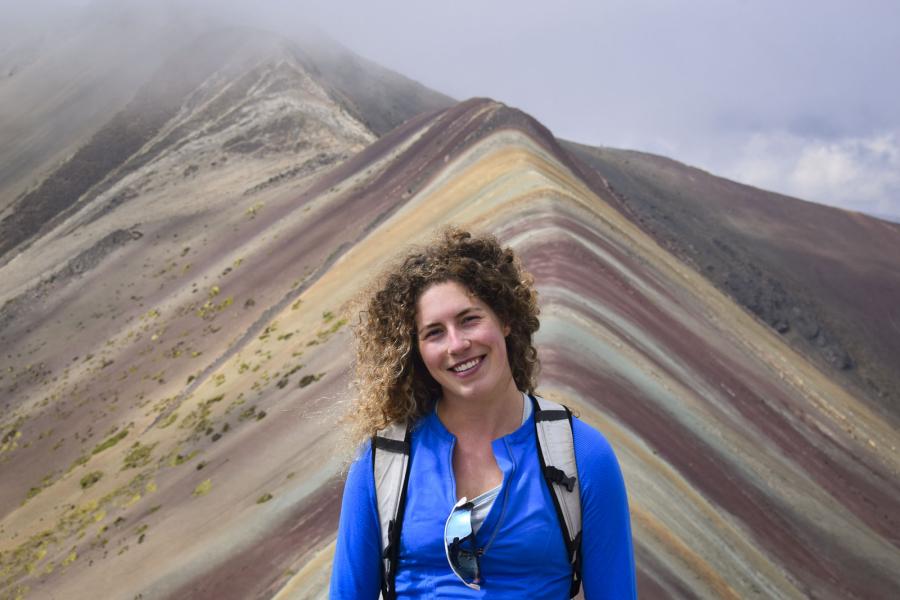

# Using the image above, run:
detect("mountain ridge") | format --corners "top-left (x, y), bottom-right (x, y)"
top-left (564, 140), bottom-right (900, 422)
top-left (0, 24), bottom-right (453, 265)
top-left (0, 22), bottom-right (898, 600)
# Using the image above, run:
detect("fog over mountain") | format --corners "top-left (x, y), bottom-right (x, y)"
top-left (1, 3), bottom-right (899, 599)
top-left (5, 0), bottom-right (899, 221)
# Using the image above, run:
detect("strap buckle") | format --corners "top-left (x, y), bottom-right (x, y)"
top-left (544, 465), bottom-right (576, 492)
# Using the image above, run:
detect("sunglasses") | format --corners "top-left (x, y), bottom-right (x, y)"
top-left (443, 496), bottom-right (482, 590)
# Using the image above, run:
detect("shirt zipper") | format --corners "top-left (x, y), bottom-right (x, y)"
top-left (479, 436), bottom-right (516, 555)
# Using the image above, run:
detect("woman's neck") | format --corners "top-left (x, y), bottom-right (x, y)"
top-left (436, 376), bottom-right (523, 442)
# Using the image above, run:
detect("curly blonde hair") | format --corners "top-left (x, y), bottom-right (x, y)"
top-left (348, 227), bottom-right (540, 445)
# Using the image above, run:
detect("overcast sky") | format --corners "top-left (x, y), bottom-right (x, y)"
top-left (7, 0), bottom-right (900, 221)
top-left (297, 0), bottom-right (900, 221)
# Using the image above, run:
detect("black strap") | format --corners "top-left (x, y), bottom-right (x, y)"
top-left (374, 436), bottom-right (410, 454)
top-left (529, 394), bottom-right (582, 599)
top-left (570, 531), bottom-right (583, 597)
top-left (374, 424), bottom-right (413, 600)
top-left (535, 409), bottom-right (569, 422)
top-left (379, 519), bottom-right (394, 598)
top-left (381, 518), bottom-right (402, 599)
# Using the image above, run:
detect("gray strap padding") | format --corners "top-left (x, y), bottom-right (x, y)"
top-left (373, 421), bottom-right (409, 580)
top-left (534, 396), bottom-right (582, 551)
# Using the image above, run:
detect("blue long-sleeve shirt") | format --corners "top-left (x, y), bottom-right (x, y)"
top-left (330, 406), bottom-right (636, 599)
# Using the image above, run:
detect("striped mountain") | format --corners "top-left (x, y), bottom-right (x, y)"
top-left (1, 22), bottom-right (898, 600)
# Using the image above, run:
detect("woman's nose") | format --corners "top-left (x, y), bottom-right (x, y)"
top-left (447, 328), bottom-right (470, 354)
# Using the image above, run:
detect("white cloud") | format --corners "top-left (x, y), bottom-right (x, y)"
top-left (718, 131), bottom-right (900, 221)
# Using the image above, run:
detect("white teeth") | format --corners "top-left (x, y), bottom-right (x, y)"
top-left (452, 358), bottom-right (480, 372)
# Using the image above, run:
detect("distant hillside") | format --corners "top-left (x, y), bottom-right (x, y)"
top-left (0, 22), bottom-right (452, 265)
top-left (564, 141), bottom-right (900, 421)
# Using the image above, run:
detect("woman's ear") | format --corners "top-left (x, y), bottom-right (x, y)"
top-left (503, 323), bottom-right (511, 337)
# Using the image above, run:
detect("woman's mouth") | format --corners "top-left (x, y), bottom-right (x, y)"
top-left (449, 356), bottom-right (483, 375)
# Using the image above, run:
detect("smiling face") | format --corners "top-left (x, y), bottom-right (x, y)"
top-left (415, 280), bottom-right (515, 405)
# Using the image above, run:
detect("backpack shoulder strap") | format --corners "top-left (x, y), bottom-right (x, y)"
top-left (531, 394), bottom-right (583, 598)
top-left (372, 421), bottom-right (412, 600)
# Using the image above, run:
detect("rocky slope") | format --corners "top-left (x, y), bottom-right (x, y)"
top-left (1, 23), bottom-right (898, 600)
top-left (565, 141), bottom-right (900, 422)
top-left (0, 24), bottom-right (450, 600)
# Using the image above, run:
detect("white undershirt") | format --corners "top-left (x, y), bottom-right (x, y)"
top-left (470, 393), bottom-right (532, 533)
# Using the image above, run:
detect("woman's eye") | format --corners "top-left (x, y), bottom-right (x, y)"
top-left (462, 315), bottom-right (480, 324)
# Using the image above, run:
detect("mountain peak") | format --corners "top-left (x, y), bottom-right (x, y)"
top-left (1, 23), bottom-right (898, 600)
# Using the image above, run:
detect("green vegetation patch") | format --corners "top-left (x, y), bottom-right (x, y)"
top-left (258, 321), bottom-right (279, 341)
top-left (238, 405), bottom-right (266, 421)
top-left (299, 373), bottom-right (325, 388)
top-left (179, 394), bottom-right (225, 437)
top-left (2, 471), bottom-right (150, 592)
top-left (91, 428), bottom-right (129, 456)
top-left (317, 318), bottom-right (347, 340)
top-left (80, 471), bottom-right (103, 489)
top-left (197, 297), bottom-right (233, 319)
top-left (256, 492), bottom-right (274, 504)
top-left (286, 363), bottom-right (304, 376)
top-left (225, 396), bottom-right (246, 415)
top-left (1, 417), bottom-right (26, 455)
top-left (22, 473), bottom-right (54, 506)
top-left (1, 529), bottom-right (56, 591)
top-left (158, 412), bottom-right (179, 429)
top-left (167, 449), bottom-right (199, 467)
top-left (122, 442), bottom-right (158, 470)
top-left (246, 202), bottom-right (264, 218)
top-left (193, 479), bottom-right (212, 497)
top-left (67, 454), bottom-right (89, 473)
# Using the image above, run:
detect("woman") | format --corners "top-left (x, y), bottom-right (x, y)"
top-left (330, 228), bottom-right (636, 598)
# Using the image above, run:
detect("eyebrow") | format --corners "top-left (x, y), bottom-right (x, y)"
top-left (419, 306), bottom-right (483, 332)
